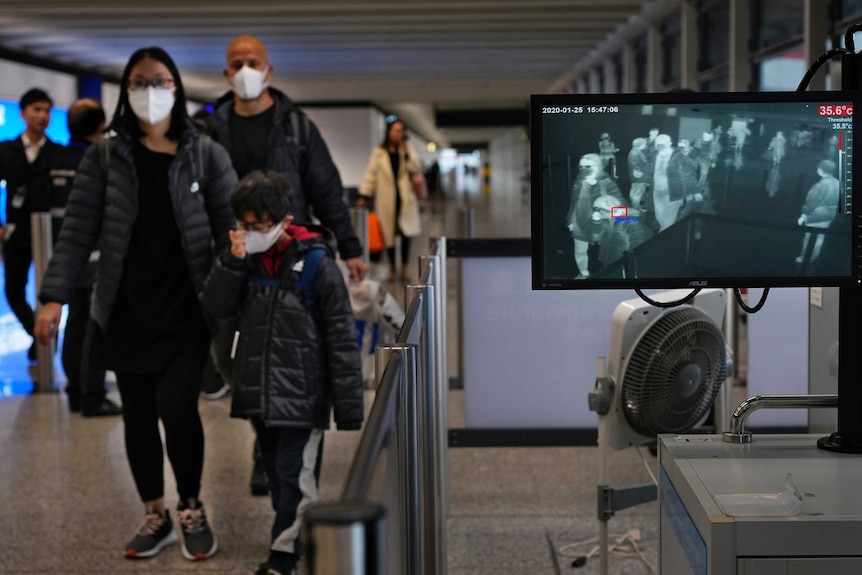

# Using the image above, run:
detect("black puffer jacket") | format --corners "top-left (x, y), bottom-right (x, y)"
top-left (207, 88), bottom-right (363, 261)
top-left (199, 225), bottom-right (363, 430)
top-left (39, 126), bottom-right (237, 330)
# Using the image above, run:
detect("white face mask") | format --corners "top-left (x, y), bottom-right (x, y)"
top-left (230, 65), bottom-right (269, 100)
top-left (245, 224), bottom-right (283, 254)
top-left (128, 86), bottom-right (175, 125)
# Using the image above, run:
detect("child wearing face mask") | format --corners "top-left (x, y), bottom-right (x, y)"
top-left (199, 170), bottom-right (364, 575)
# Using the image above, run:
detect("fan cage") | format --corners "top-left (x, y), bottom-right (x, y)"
top-left (620, 306), bottom-right (726, 437)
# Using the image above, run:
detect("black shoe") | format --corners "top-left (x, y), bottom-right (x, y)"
top-left (200, 381), bottom-right (230, 400)
top-left (68, 396), bottom-right (82, 413)
top-left (177, 498), bottom-right (218, 560)
top-left (124, 509), bottom-right (178, 558)
top-left (250, 456), bottom-right (269, 496)
top-left (256, 563), bottom-right (296, 575)
top-left (82, 398), bottom-right (123, 417)
top-left (255, 551), bottom-right (297, 575)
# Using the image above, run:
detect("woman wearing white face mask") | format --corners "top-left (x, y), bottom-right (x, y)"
top-left (34, 47), bottom-right (238, 561)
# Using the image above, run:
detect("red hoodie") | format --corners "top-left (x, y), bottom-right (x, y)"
top-left (260, 225), bottom-right (323, 277)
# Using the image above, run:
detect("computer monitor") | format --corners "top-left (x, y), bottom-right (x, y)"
top-left (531, 91), bottom-right (859, 290)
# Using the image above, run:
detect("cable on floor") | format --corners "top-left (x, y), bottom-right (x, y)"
top-left (635, 446), bottom-right (658, 486)
top-left (557, 528), bottom-right (656, 573)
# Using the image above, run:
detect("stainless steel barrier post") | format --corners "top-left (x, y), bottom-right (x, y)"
top-left (406, 281), bottom-right (441, 575)
top-left (419, 252), bottom-right (449, 575)
top-left (303, 502), bottom-right (386, 575)
top-left (350, 206), bottom-right (370, 264)
top-left (456, 206), bottom-right (474, 239)
top-left (376, 343), bottom-right (421, 574)
top-left (455, 210), bottom-right (474, 401)
top-left (31, 212), bottom-right (56, 393)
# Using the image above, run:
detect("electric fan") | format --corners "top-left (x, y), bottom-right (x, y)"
top-left (600, 288), bottom-right (728, 449)
top-left (587, 288), bottom-right (729, 574)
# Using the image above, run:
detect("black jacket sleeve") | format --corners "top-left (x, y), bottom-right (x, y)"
top-left (301, 123), bottom-right (364, 261)
top-left (39, 144), bottom-right (106, 304)
top-left (202, 138), bottom-right (238, 254)
top-left (199, 250), bottom-right (248, 319)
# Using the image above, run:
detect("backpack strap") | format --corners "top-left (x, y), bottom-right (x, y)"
top-left (195, 134), bottom-right (211, 187)
top-left (99, 137), bottom-right (112, 173)
top-left (247, 245), bottom-right (328, 310)
top-left (287, 108), bottom-right (310, 151)
top-left (295, 246), bottom-right (327, 309)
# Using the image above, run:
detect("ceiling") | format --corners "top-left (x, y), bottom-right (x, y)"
top-left (0, 0), bottom-right (655, 147)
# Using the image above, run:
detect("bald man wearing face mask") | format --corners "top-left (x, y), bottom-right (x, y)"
top-left (206, 35), bottom-right (367, 283)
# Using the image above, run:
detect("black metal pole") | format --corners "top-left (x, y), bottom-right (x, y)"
top-left (817, 52), bottom-right (862, 453)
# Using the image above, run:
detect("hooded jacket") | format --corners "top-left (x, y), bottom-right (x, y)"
top-left (38, 125), bottom-right (237, 330)
top-left (207, 88), bottom-right (363, 262)
top-left (199, 224), bottom-right (364, 430)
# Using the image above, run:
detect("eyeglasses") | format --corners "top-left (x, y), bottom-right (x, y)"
top-left (127, 76), bottom-right (175, 91)
top-left (237, 219), bottom-right (277, 233)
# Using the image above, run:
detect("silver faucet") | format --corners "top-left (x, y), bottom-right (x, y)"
top-left (722, 394), bottom-right (839, 444)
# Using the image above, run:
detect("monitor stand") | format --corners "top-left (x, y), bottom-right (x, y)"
top-left (817, 284), bottom-right (862, 453)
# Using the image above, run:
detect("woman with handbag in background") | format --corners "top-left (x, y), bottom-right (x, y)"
top-left (357, 119), bottom-right (424, 282)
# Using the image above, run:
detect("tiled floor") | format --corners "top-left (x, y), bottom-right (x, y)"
top-left (0, 173), bottom-right (666, 574)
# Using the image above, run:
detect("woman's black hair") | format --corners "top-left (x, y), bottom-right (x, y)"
top-left (231, 170), bottom-right (294, 222)
top-left (110, 46), bottom-right (189, 141)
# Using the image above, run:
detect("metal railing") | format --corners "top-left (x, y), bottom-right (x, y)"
top-left (31, 211), bottom-right (56, 393)
top-left (304, 236), bottom-right (449, 575)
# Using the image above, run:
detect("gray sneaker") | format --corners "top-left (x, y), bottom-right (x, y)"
top-left (177, 498), bottom-right (218, 560)
top-left (124, 509), bottom-right (178, 558)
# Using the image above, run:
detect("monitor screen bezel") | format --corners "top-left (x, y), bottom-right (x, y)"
top-left (530, 90), bottom-right (861, 290)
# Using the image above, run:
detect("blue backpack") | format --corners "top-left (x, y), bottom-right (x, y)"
top-left (246, 246), bottom-right (327, 310)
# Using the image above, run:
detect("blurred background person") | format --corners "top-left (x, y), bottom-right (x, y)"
top-left (357, 119), bottom-right (423, 283)
top-left (49, 97), bottom-right (121, 417)
top-left (0, 88), bottom-right (62, 361)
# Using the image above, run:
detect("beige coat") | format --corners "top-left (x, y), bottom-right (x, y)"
top-left (359, 143), bottom-right (422, 247)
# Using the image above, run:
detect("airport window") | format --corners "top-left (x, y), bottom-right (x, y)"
top-left (612, 52), bottom-right (624, 93)
top-left (634, 33), bottom-right (648, 93)
top-left (661, 12), bottom-right (682, 87)
top-left (701, 74), bottom-right (729, 92)
top-left (698, 0), bottom-right (730, 70)
top-left (757, 48), bottom-right (807, 91)
top-left (753, 0), bottom-right (804, 51)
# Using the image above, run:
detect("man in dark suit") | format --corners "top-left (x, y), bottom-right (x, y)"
top-left (49, 98), bottom-right (122, 416)
top-left (0, 88), bottom-right (62, 360)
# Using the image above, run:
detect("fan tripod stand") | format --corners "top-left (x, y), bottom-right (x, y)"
top-left (592, 357), bottom-right (658, 575)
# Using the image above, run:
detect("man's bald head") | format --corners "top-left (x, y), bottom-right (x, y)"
top-left (224, 34), bottom-right (274, 107)
top-left (68, 97), bottom-right (105, 142)
top-left (226, 35), bottom-right (269, 68)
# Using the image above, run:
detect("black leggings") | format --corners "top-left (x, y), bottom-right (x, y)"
top-left (386, 235), bottom-right (412, 268)
top-left (116, 354), bottom-right (207, 503)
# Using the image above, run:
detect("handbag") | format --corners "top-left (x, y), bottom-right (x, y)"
top-left (367, 211), bottom-right (384, 254)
